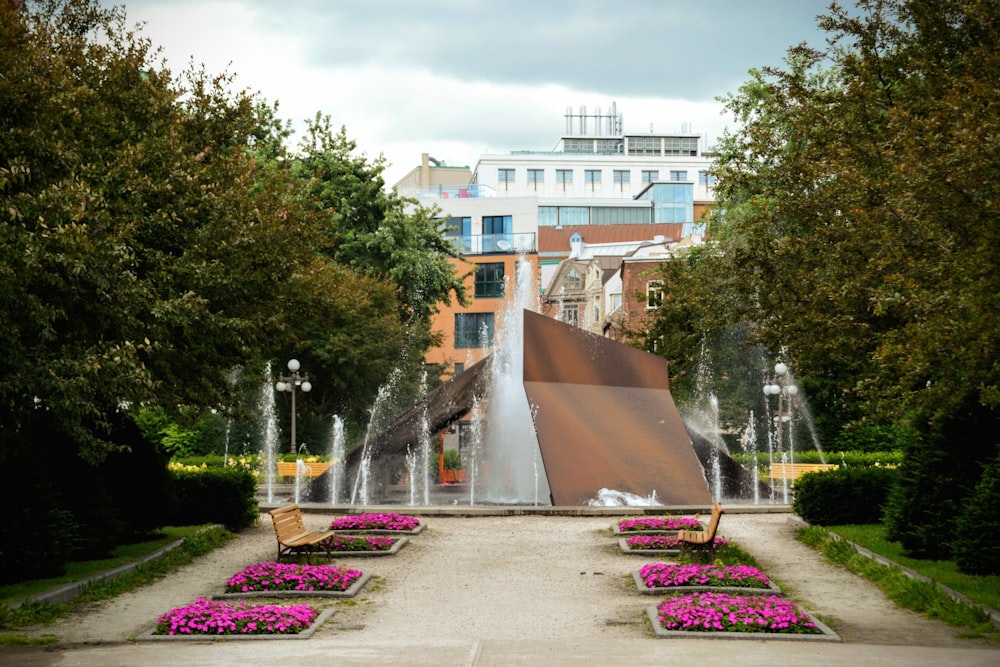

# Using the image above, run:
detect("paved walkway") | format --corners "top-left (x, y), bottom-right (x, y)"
top-left (5, 506), bottom-right (999, 666)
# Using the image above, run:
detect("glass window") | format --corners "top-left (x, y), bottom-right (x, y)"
top-left (591, 207), bottom-right (651, 225)
top-left (646, 281), bottom-right (663, 310)
top-left (613, 170), bottom-right (630, 190)
top-left (610, 293), bottom-right (622, 311)
top-left (565, 269), bottom-right (583, 290)
top-left (538, 206), bottom-right (558, 226)
top-left (498, 168), bottom-right (514, 190)
top-left (563, 305), bottom-right (579, 327)
top-left (455, 312), bottom-right (495, 348)
top-left (482, 215), bottom-right (512, 235)
top-left (556, 169), bottom-right (573, 189)
top-left (642, 170), bottom-right (659, 184)
top-left (527, 169), bottom-right (544, 189)
top-left (698, 170), bottom-right (717, 186)
top-left (670, 170), bottom-right (687, 182)
top-left (475, 262), bottom-right (505, 298)
top-left (585, 170), bottom-right (601, 191)
top-left (559, 207), bottom-right (589, 225)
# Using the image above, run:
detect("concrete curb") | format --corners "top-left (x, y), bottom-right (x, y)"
top-left (788, 515), bottom-right (1000, 630)
top-left (6, 527), bottom-right (221, 610)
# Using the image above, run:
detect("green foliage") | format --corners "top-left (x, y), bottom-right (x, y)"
top-left (643, 0), bottom-right (1000, 561)
top-left (170, 466), bottom-right (259, 532)
top-left (442, 448), bottom-right (462, 470)
top-left (797, 525), bottom-right (997, 638)
top-left (952, 452), bottom-right (1000, 575)
top-left (792, 466), bottom-right (899, 525)
top-left (0, 526), bottom-right (234, 632)
top-left (831, 421), bottom-right (912, 453)
top-left (884, 398), bottom-right (999, 559)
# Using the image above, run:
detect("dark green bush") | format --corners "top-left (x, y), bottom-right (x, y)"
top-left (792, 466), bottom-right (899, 525)
top-left (170, 466), bottom-right (259, 531)
top-left (884, 398), bottom-right (999, 559)
top-left (951, 453), bottom-right (1000, 575)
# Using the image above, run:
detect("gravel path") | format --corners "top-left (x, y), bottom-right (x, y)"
top-left (17, 510), bottom-right (999, 656)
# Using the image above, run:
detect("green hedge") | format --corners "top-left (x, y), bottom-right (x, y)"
top-left (170, 467), bottom-right (259, 532)
top-left (952, 454), bottom-right (1000, 575)
top-left (792, 466), bottom-right (900, 525)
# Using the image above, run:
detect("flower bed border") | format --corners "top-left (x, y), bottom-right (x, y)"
top-left (645, 606), bottom-right (840, 642)
top-left (631, 570), bottom-right (781, 595)
top-left (136, 608), bottom-right (336, 641)
top-left (212, 572), bottom-right (372, 600)
top-left (618, 538), bottom-right (679, 556)
top-left (326, 535), bottom-right (409, 556)
top-left (329, 522), bottom-right (425, 536)
top-left (612, 520), bottom-right (703, 536)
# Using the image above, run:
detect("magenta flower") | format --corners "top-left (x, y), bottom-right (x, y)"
top-left (154, 598), bottom-right (317, 635)
top-left (639, 562), bottom-right (770, 589)
top-left (626, 535), bottom-right (729, 550)
top-left (655, 592), bottom-right (819, 634)
top-left (224, 562), bottom-right (364, 593)
top-left (320, 534), bottom-right (397, 551)
top-left (618, 516), bottom-right (704, 532)
top-left (329, 513), bottom-right (421, 531)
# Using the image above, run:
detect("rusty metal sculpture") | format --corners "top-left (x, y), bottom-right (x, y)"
top-left (314, 310), bottom-right (735, 506)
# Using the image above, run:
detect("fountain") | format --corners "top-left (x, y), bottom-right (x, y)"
top-left (476, 255), bottom-right (550, 504)
top-left (327, 415), bottom-right (346, 504)
top-left (257, 364), bottom-right (279, 503)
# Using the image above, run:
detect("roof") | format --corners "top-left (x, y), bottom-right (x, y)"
top-left (538, 223), bottom-right (686, 255)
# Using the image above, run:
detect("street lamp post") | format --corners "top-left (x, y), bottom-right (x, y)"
top-left (275, 359), bottom-right (312, 455)
top-left (763, 361), bottom-right (799, 502)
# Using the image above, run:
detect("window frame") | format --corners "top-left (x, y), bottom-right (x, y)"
top-left (474, 262), bottom-right (505, 298)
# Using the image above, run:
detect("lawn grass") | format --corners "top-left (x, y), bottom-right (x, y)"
top-left (0, 525), bottom-right (215, 606)
top-left (826, 523), bottom-right (1000, 613)
top-left (0, 524), bottom-right (235, 641)
top-left (798, 524), bottom-right (999, 640)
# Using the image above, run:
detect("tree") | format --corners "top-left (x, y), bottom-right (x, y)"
top-left (644, 0), bottom-right (1000, 555)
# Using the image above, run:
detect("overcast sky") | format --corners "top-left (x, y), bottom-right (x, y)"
top-left (100, 0), bottom-right (839, 185)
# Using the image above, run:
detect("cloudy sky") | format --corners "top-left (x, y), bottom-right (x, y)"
top-left (100, 0), bottom-right (839, 185)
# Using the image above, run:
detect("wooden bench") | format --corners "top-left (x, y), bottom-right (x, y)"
top-left (268, 503), bottom-right (334, 560)
top-left (676, 502), bottom-right (724, 558)
top-left (768, 462), bottom-right (838, 481)
top-left (276, 461), bottom-right (333, 478)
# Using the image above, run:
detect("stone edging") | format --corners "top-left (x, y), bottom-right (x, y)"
top-left (788, 516), bottom-right (1000, 630)
top-left (212, 572), bottom-right (373, 600)
top-left (617, 538), bottom-right (679, 556)
top-left (327, 535), bottom-right (409, 557)
top-left (135, 608), bottom-right (336, 641)
top-left (645, 605), bottom-right (841, 641)
top-left (631, 570), bottom-right (782, 596)
top-left (7, 525), bottom-right (223, 609)
top-left (329, 521), bottom-right (426, 536)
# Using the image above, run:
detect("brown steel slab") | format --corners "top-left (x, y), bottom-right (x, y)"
top-left (523, 311), bottom-right (711, 506)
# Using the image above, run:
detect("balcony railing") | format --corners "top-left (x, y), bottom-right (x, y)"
top-left (401, 184), bottom-right (496, 201)
top-left (448, 232), bottom-right (536, 255)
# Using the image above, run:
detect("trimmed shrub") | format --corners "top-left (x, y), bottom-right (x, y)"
top-left (884, 398), bottom-right (999, 559)
top-left (170, 466), bottom-right (259, 531)
top-left (792, 466), bottom-right (899, 525)
top-left (951, 453), bottom-right (1000, 575)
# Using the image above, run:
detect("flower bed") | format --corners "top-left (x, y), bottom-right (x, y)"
top-left (613, 516), bottom-right (703, 535)
top-left (141, 598), bottom-right (335, 640)
top-left (647, 592), bottom-right (840, 641)
top-left (619, 534), bottom-right (728, 555)
top-left (328, 512), bottom-right (425, 534)
top-left (633, 562), bottom-right (780, 595)
top-left (319, 533), bottom-right (408, 556)
top-left (214, 562), bottom-right (371, 599)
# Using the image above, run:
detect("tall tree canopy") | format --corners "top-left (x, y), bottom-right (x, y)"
top-left (644, 0), bottom-right (999, 557)
top-left (0, 0), bottom-right (465, 461)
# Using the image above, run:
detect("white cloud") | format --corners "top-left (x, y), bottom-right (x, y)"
top-left (108, 0), bottom-right (833, 184)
